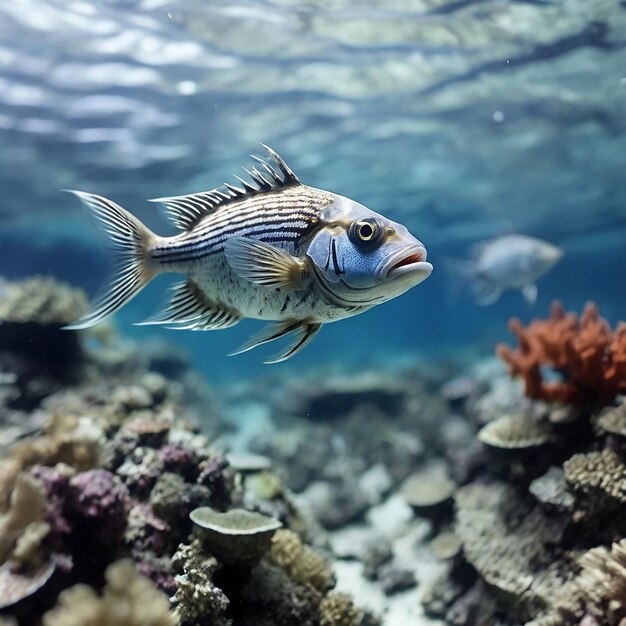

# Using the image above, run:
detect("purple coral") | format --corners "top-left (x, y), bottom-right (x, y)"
top-left (197, 455), bottom-right (233, 510)
top-left (68, 469), bottom-right (130, 544)
top-left (30, 465), bottom-right (73, 540)
top-left (159, 443), bottom-right (198, 480)
top-left (135, 554), bottom-right (176, 596)
top-left (125, 503), bottom-right (171, 555)
top-left (117, 448), bottom-right (164, 497)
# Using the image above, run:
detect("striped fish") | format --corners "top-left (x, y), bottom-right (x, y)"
top-left (65, 146), bottom-right (432, 363)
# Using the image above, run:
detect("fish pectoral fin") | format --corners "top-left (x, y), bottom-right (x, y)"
top-left (521, 284), bottom-right (538, 306)
top-left (471, 279), bottom-right (502, 306)
top-left (225, 236), bottom-right (309, 290)
top-left (229, 320), bottom-right (322, 364)
top-left (135, 279), bottom-right (241, 330)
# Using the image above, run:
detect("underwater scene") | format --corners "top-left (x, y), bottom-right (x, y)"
top-left (1, 0), bottom-right (626, 624)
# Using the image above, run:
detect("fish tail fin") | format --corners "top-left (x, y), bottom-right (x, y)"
top-left (63, 191), bottom-right (159, 330)
top-left (442, 257), bottom-right (473, 305)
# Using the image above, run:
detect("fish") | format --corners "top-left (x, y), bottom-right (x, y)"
top-left (448, 234), bottom-right (562, 306)
top-left (64, 146), bottom-right (433, 363)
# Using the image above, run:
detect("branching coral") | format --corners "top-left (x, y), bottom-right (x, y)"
top-left (497, 301), bottom-right (626, 407)
top-left (527, 539), bottom-right (626, 626)
top-left (171, 539), bottom-right (229, 625)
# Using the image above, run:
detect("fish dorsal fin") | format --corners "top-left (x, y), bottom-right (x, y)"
top-left (149, 145), bottom-right (300, 231)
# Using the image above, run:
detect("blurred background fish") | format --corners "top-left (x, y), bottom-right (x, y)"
top-left (447, 234), bottom-right (563, 306)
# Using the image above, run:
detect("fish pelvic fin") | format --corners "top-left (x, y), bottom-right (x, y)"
top-left (63, 191), bottom-right (158, 330)
top-left (224, 236), bottom-right (310, 291)
top-left (229, 319), bottom-right (322, 364)
top-left (522, 284), bottom-right (538, 306)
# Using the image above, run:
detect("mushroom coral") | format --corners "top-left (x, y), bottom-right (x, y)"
top-left (497, 301), bottom-right (626, 407)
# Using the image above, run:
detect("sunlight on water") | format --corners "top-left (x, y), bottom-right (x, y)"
top-left (0, 2), bottom-right (625, 625)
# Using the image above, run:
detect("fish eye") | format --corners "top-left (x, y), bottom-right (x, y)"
top-left (349, 218), bottom-right (384, 248)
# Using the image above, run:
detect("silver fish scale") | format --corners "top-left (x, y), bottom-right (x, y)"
top-left (152, 185), bottom-right (351, 322)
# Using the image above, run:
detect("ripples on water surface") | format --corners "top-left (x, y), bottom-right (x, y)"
top-left (1, 0), bottom-right (625, 372)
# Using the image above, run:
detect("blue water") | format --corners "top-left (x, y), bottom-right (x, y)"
top-left (1, 0), bottom-right (625, 381)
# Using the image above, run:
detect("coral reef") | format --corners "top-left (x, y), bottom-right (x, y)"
top-left (14, 278), bottom-right (626, 625)
top-left (237, 560), bottom-right (323, 626)
top-left (281, 372), bottom-right (408, 420)
top-left (400, 460), bottom-right (456, 520)
top-left (426, 305), bottom-right (626, 626)
top-left (0, 283), bottom-right (369, 626)
top-left (0, 277), bottom-right (87, 327)
top-left (497, 301), bottom-right (626, 408)
top-left (454, 481), bottom-right (569, 619)
top-left (597, 397), bottom-right (626, 438)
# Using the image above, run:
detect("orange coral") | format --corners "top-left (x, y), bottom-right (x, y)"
top-left (497, 301), bottom-right (626, 407)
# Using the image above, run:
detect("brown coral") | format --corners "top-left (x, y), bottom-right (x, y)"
top-left (563, 449), bottom-right (626, 502)
top-left (268, 529), bottom-right (335, 593)
top-left (42, 559), bottom-right (178, 626)
top-left (0, 472), bottom-right (48, 565)
top-left (319, 591), bottom-right (363, 626)
top-left (497, 301), bottom-right (626, 407)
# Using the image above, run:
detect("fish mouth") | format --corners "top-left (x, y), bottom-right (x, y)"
top-left (378, 245), bottom-right (433, 281)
